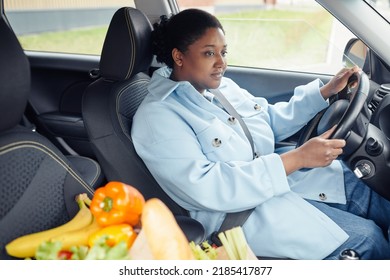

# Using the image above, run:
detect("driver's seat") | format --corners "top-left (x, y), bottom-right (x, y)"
top-left (82, 6), bottom-right (205, 244)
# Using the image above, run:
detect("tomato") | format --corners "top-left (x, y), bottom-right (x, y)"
top-left (57, 250), bottom-right (73, 260)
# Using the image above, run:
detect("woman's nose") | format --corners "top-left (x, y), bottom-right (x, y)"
top-left (215, 54), bottom-right (226, 68)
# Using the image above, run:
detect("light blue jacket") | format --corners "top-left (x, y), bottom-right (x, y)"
top-left (131, 66), bottom-right (349, 259)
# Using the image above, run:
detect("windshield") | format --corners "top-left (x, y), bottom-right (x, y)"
top-left (366, 0), bottom-right (390, 22)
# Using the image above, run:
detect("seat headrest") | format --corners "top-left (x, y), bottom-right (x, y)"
top-left (99, 7), bottom-right (153, 81)
top-left (0, 18), bottom-right (30, 131)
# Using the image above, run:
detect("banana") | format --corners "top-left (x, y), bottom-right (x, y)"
top-left (50, 217), bottom-right (102, 250)
top-left (5, 193), bottom-right (93, 258)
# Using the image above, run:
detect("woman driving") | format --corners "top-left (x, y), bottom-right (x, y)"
top-left (131, 8), bottom-right (390, 259)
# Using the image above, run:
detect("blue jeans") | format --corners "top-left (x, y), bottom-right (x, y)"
top-left (307, 162), bottom-right (390, 260)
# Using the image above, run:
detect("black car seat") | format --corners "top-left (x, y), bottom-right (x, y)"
top-left (82, 7), bottom-right (189, 217)
top-left (0, 16), bottom-right (95, 259)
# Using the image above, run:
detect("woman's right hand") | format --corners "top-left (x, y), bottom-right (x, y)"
top-left (280, 126), bottom-right (346, 175)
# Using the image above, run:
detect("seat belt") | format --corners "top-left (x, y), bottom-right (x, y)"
top-left (209, 210), bottom-right (255, 246)
top-left (208, 88), bottom-right (256, 246)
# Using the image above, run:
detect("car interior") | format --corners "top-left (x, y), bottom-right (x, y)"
top-left (2, 0), bottom-right (390, 260)
top-left (0, 3), bottom-right (206, 260)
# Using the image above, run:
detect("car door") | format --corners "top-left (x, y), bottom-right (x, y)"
top-left (25, 52), bottom-right (99, 158)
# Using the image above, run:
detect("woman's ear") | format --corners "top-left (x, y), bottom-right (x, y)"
top-left (172, 48), bottom-right (183, 67)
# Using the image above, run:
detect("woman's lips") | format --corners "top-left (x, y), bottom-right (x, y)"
top-left (211, 72), bottom-right (223, 79)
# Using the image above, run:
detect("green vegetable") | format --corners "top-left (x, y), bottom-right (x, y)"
top-left (70, 246), bottom-right (89, 260)
top-left (189, 227), bottom-right (251, 260)
top-left (83, 236), bottom-right (130, 260)
top-left (189, 241), bottom-right (218, 260)
top-left (33, 236), bottom-right (131, 260)
top-left (34, 241), bottom-right (63, 260)
top-left (217, 227), bottom-right (249, 260)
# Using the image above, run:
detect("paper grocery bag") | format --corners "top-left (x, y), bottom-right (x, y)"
top-left (129, 229), bottom-right (195, 260)
top-left (128, 230), bottom-right (154, 260)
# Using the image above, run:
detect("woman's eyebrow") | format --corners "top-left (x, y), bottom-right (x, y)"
top-left (202, 44), bottom-right (228, 48)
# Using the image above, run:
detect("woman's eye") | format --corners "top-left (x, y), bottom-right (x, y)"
top-left (222, 50), bottom-right (228, 57)
top-left (205, 51), bottom-right (215, 56)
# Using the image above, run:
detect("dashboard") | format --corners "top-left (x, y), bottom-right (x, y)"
top-left (369, 83), bottom-right (390, 140)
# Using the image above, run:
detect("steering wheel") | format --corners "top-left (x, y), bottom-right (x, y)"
top-left (296, 71), bottom-right (370, 158)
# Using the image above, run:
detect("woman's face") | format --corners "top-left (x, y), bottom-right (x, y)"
top-left (171, 27), bottom-right (227, 93)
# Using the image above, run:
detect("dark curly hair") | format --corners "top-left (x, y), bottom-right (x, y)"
top-left (151, 9), bottom-right (224, 68)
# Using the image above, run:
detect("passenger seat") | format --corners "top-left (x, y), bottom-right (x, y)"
top-left (0, 15), bottom-right (96, 259)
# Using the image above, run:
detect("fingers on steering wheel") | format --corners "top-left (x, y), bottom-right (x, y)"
top-left (332, 138), bottom-right (346, 148)
top-left (324, 143), bottom-right (343, 161)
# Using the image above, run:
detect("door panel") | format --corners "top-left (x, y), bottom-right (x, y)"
top-left (25, 52), bottom-right (99, 158)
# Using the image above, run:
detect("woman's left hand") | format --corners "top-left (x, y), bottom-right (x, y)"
top-left (320, 66), bottom-right (360, 100)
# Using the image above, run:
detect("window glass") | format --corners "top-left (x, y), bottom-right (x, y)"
top-left (4, 0), bottom-right (135, 55)
top-left (365, 0), bottom-right (390, 22)
top-left (177, 0), bottom-right (356, 75)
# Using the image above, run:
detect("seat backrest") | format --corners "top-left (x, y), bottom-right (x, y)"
top-left (0, 16), bottom-right (95, 259)
top-left (82, 7), bottom-right (188, 216)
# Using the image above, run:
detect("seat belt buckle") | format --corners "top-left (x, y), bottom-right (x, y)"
top-left (209, 231), bottom-right (222, 247)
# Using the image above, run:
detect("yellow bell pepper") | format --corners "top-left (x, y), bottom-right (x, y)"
top-left (88, 224), bottom-right (137, 249)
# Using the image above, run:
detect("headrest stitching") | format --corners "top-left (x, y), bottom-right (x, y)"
top-left (124, 8), bottom-right (136, 80)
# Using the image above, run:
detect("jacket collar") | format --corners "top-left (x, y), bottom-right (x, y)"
top-left (148, 66), bottom-right (195, 101)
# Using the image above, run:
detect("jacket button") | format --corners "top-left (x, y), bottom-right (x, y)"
top-left (212, 138), bottom-right (222, 147)
top-left (319, 193), bottom-right (327, 201)
top-left (228, 116), bottom-right (236, 124)
top-left (254, 104), bottom-right (261, 111)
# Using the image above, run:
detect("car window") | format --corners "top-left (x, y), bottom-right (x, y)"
top-left (177, 0), bottom-right (357, 75)
top-left (3, 0), bottom-right (135, 55)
